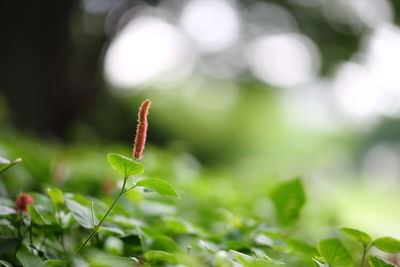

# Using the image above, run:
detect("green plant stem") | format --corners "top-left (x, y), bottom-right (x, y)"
top-left (360, 244), bottom-right (371, 267)
top-left (29, 223), bottom-right (33, 247)
top-left (28, 223), bottom-right (41, 255)
top-left (0, 158), bottom-right (22, 174)
top-left (74, 177), bottom-right (130, 256)
top-left (14, 214), bottom-right (23, 259)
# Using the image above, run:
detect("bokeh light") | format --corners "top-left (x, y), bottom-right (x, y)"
top-left (179, 0), bottom-right (240, 53)
top-left (244, 2), bottom-right (298, 36)
top-left (333, 62), bottom-right (387, 121)
top-left (246, 33), bottom-right (320, 87)
top-left (364, 24), bottom-right (400, 100)
top-left (104, 15), bottom-right (194, 88)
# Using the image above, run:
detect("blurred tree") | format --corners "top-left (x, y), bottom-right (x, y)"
top-left (1, 0), bottom-right (399, 142)
top-left (0, 0), bottom-right (104, 138)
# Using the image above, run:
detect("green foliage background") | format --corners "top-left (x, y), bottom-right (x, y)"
top-left (1, 0), bottom-right (400, 265)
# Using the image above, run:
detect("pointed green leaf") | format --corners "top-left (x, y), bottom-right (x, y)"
top-left (16, 247), bottom-right (44, 267)
top-left (199, 240), bottom-right (219, 253)
top-left (231, 250), bottom-right (281, 266)
top-left (0, 260), bottom-right (13, 267)
top-left (150, 235), bottom-right (182, 252)
top-left (341, 227), bottom-right (372, 245)
top-left (368, 255), bottom-right (396, 267)
top-left (373, 237), bottom-right (400, 253)
top-left (313, 258), bottom-right (328, 267)
top-left (46, 187), bottom-right (64, 206)
top-left (286, 239), bottom-right (318, 256)
top-left (65, 199), bottom-right (96, 229)
top-left (107, 153), bottom-right (144, 177)
top-left (28, 206), bottom-right (47, 225)
top-left (271, 178), bottom-right (305, 226)
top-left (145, 250), bottom-right (178, 264)
top-left (136, 178), bottom-right (179, 197)
top-left (318, 238), bottom-right (353, 267)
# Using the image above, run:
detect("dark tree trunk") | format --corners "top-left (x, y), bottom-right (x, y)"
top-left (0, 0), bottom-right (104, 138)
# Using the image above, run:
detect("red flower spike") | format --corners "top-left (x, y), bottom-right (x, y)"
top-left (133, 99), bottom-right (151, 159)
top-left (15, 193), bottom-right (34, 213)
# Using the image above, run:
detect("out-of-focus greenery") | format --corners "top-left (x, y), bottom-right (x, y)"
top-left (1, 112), bottom-right (400, 265)
top-left (1, 0), bottom-right (400, 265)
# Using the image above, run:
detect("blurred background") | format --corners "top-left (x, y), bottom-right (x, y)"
top-left (1, 0), bottom-right (400, 242)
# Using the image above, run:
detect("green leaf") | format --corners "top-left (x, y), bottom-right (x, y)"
top-left (313, 258), bottom-right (328, 267)
top-left (145, 250), bottom-right (178, 264)
top-left (286, 239), bottom-right (318, 256)
top-left (99, 226), bottom-right (125, 236)
top-left (0, 205), bottom-right (16, 215)
top-left (341, 227), bottom-right (372, 245)
top-left (271, 178), bottom-right (305, 226)
top-left (150, 235), bottom-right (182, 252)
top-left (43, 260), bottom-right (70, 267)
top-left (199, 240), bottom-right (219, 253)
top-left (46, 187), bottom-right (64, 206)
top-left (368, 255), bottom-right (396, 267)
top-left (317, 238), bottom-right (353, 267)
top-left (231, 250), bottom-right (281, 267)
top-left (107, 153), bottom-right (144, 177)
top-left (0, 260), bottom-right (13, 267)
top-left (373, 237), bottom-right (400, 253)
top-left (65, 199), bottom-right (96, 229)
top-left (28, 206), bottom-right (47, 225)
top-left (136, 178), bottom-right (179, 198)
top-left (17, 247), bottom-right (44, 267)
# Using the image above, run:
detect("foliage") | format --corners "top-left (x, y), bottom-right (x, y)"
top-left (0, 142), bottom-right (399, 266)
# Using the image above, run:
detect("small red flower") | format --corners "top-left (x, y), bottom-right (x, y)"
top-left (15, 193), bottom-right (34, 213)
top-left (133, 99), bottom-right (151, 159)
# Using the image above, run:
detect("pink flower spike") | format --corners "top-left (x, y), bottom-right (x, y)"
top-left (133, 99), bottom-right (151, 160)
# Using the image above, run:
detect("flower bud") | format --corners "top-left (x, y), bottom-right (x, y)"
top-left (15, 193), bottom-right (34, 213)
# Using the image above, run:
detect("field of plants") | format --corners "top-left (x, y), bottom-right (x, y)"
top-left (2, 0), bottom-right (400, 265)
top-left (0, 100), bottom-right (399, 267)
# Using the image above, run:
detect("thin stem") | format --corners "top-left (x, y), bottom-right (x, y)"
top-left (17, 214), bottom-right (22, 239)
top-left (14, 215), bottom-right (22, 260)
top-left (29, 223), bottom-right (33, 247)
top-left (126, 184), bottom-right (137, 192)
top-left (28, 223), bottom-right (41, 255)
top-left (60, 234), bottom-right (65, 253)
top-left (74, 177), bottom-right (128, 256)
top-left (0, 158), bottom-right (22, 174)
top-left (360, 244), bottom-right (371, 267)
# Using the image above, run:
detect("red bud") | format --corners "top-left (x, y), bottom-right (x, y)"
top-left (15, 193), bottom-right (34, 213)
